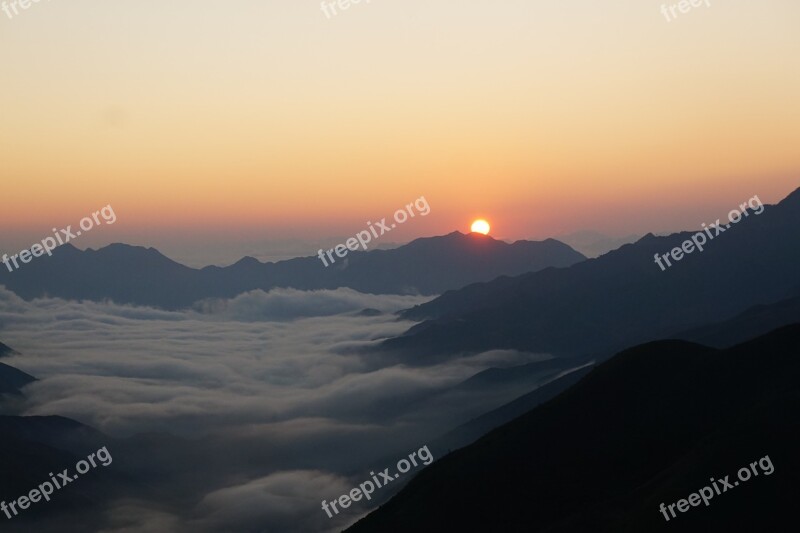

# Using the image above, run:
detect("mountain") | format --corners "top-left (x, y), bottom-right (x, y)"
top-left (675, 294), bottom-right (800, 348)
top-left (0, 341), bottom-right (17, 358)
top-left (0, 412), bottom-right (205, 532)
top-left (423, 290), bottom-right (800, 466)
top-left (0, 342), bottom-right (35, 400)
top-left (346, 324), bottom-right (800, 533)
top-left (385, 188), bottom-right (800, 359)
top-left (556, 230), bottom-right (641, 258)
top-left (429, 362), bottom-right (594, 454)
top-left (0, 415), bottom-right (108, 455)
top-left (0, 233), bottom-right (585, 309)
top-left (0, 363), bottom-right (35, 395)
top-left (0, 415), bottom-right (130, 533)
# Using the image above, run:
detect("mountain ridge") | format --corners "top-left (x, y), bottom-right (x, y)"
top-left (383, 187), bottom-right (800, 359)
top-left (0, 233), bottom-right (586, 309)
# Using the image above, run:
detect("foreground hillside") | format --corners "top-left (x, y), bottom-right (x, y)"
top-left (348, 325), bottom-right (800, 533)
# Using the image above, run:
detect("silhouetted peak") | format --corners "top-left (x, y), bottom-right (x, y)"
top-left (0, 341), bottom-right (18, 358)
top-left (402, 231), bottom-right (491, 250)
top-left (232, 256), bottom-right (262, 267)
top-left (53, 243), bottom-right (81, 255)
top-left (91, 243), bottom-right (179, 264)
top-left (436, 231), bottom-right (489, 242)
top-left (539, 237), bottom-right (573, 247)
top-left (0, 362), bottom-right (37, 391)
top-left (778, 187), bottom-right (800, 207)
top-left (94, 243), bottom-right (159, 255)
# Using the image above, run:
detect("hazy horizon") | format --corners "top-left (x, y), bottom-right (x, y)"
top-left (3, 187), bottom-right (797, 267)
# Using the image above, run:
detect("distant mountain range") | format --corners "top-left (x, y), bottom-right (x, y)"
top-left (0, 232), bottom-right (585, 309)
top-left (384, 188), bottom-right (800, 360)
top-left (348, 324), bottom-right (800, 533)
top-left (556, 230), bottom-right (641, 258)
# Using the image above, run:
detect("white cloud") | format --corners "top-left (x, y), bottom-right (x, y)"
top-left (0, 285), bottom-right (553, 532)
top-left (192, 470), bottom-right (356, 533)
top-left (193, 287), bottom-right (428, 321)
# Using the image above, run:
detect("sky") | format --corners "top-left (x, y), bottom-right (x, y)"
top-left (2, 0), bottom-right (799, 265)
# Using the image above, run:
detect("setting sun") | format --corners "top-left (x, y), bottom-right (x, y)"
top-left (471, 219), bottom-right (491, 235)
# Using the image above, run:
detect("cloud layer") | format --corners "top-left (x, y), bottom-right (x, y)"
top-left (0, 286), bottom-right (550, 532)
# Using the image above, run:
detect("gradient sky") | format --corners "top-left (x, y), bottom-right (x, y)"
top-left (1, 0), bottom-right (799, 265)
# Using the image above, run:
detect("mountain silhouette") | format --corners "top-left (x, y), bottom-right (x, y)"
top-left (347, 324), bottom-right (800, 533)
top-left (0, 415), bottom-right (128, 532)
top-left (0, 343), bottom-right (35, 395)
top-left (384, 188), bottom-right (800, 359)
top-left (557, 230), bottom-right (641, 258)
top-left (431, 290), bottom-right (800, 454)
top-left (429, 362), bottom-right (594, 454)
top-left (674, 294), bottom-right (800, 348)
top-left (0, 233), bottom-right (585, 309)
top-left (0, 341), bottom-right (18, 358)
top-left (0, 363), bottom-right (35, 396)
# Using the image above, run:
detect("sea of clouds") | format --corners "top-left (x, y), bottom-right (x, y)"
top-left (0, 286), bottom-right (552, 532)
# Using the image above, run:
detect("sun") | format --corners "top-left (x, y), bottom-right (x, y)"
top-left (470, 219), bottom-right (491, 235)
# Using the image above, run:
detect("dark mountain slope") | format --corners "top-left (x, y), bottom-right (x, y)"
top-left (0, 362), bottom-right (36, 395)
top-left (0, 416), bottom-right (125, 532)
top-left (0, 414), bottom-right (202, 532)
top-left (427, 291), bottom-right (800, 466)
top-left (430, 363), bottom-right (594, 454)
top-left (0, 341), bottom-right (18, 358)
top-left (675, 293), bottom-right (800, 348)
top-left (347, 325), bottom-right (800, 533)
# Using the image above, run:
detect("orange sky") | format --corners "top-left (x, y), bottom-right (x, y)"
top-left (1, 0), bottom-right (799, 263)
